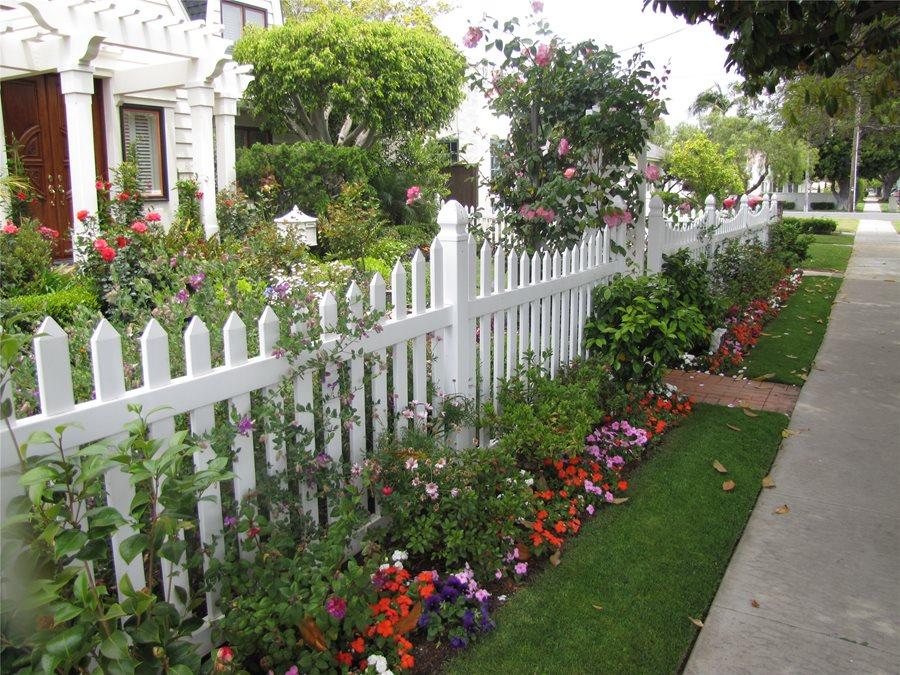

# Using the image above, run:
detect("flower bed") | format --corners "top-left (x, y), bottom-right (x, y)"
top-left (703, 270), bottom-right (803, 375)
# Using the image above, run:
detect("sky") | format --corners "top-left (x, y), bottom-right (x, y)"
top-left (435, 0), bottom-right (742, 125)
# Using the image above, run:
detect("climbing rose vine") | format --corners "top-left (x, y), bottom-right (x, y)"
top-left (466, 11), bottom-right (667, 250)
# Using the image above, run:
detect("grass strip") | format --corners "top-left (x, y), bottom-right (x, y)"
top-left (447, 405), bottom-right (788, 675)
top-left (742, 276), bottom-right (842, 386)
top-left (804, 242), bottom-right (852, 272)
top-left (811, 233), bottom-right (853, 245)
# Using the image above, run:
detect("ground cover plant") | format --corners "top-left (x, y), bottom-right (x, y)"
top-left (741, 276), bottom-right (842, 386)
top-left (446, 404), bottom-right (789, 675)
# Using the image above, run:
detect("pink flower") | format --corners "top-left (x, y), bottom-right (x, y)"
top-left (145, 211), bottom-right (161, 222)
top-left (326, 596), bottom-right (347, 619)
top-left (643, 163), bottom-right (661, 182)
top-left (531, 1), bottom-right (544, 11)
top-left (2, 223), bottom-right (19, 235)
top-left (405, 185), bottom-right (421, 205)
top-left (425, 482), bottom-right (439, 500)
top-left (195, 191), bottom-right (204, 199)
top-left (563, 167), bottom-right (576, 180)
top-left (514, 562), bottom-right (528, 576)
top-left (586, 504), bottom-right (595, 516)
top-left (557, 137), bottom-right (570, 157)
top-left (723, 196), bottom-right (737, 209)
top-left (77, 209), bottom-right (90, 222)
top-left (38, 226), bottom-right (59, 239)
top-left (534, 43), bottom-right (552, 67)
top-left (463, 26), bottom-right (483, 48)
top-left (679, 202), bottom-right (692, 214)
top-left (216, 646), bottom-right (234, 663)
top-left (131, 221), bottom-right (148, 234)
top-left (94, 238), bottom-right (109, 251)
top-left (603, 213), bottom-right (621, 227)
top-left (621, 211), bottom-right (634, 224)
top-left (748, 195), bottom-right (762, 207)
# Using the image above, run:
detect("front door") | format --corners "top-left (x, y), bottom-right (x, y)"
top-left (2, 73), bottom-right (73, 258)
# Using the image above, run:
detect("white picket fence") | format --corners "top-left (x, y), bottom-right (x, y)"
top-left (0, 195), bottom-right (778, 652)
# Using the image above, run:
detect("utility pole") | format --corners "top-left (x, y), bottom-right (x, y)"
top-left (849, 96), bottom-right (862, 212)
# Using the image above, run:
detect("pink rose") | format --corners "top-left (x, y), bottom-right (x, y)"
top-left (463, 26), bottom-right (483, 48)
top-left (2, 223), bottom-right (19, 235)
top-left (535, 43), bottom-right (552, 67)
top-left (93, 238), bottom-right (108, 251)
top-left (679, 202), bottom-right (692, 214)
top-left (621, 211), bottom-right (633, 224)
top-left (405, 185), bottom-right (421, 205)
top-left (748, 195), bottom-right (762, 207)
top-left (531, 1), bottom-right (544, 11)
top-left (145, 211), bottom-right (161, 222)
top-left (723, 196), bottom-right (737, 209)
top-left (564, 167), bottom-right (576, 179)
top-left (603, 212), bottom-right (622, 227)
top-left (643, 163), bottom-right (661, 182)
top-left (557, 138), bottom-right (570, 157)
top-left (131, 221), bottom-right (148, 234)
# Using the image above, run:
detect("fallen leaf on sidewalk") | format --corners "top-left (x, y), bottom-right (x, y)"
top-left (713, 460), bottom-right (727, 473)
top-left (751, 599), bottom-right (760, 608)
top-left (742, 408), bottom-right (758, 417)
top-left (722, 480), bottom-right (735, 492)
top-left (761, 475), bottom-right (776, 488)
top-left (799, 373), bottom-right (808, 381)
top-left (726, 424), bottom-right (742, 432)
top-left (885, 279), bottom-right (896, 283)
top-left (688, 617), bottom-right (704, 628)
top-left (773, 504), bottom-right (790, 515)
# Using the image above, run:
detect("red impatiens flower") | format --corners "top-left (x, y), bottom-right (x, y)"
top-left (16, 191), bottom-right (27, 201)
top-left (617, 480), bottom-right (628, 491)
top-left (100, 246), bottom-right (116, 262)
top-left (382, 486), bottom-right (393, 496)
top-left (216, 646), bottom-right (233, 663)
top-left (116, 236), bottom-right (128, 249)
top-left (117, 192), bottom-right (130, 201)
top-left (247, 526), bottom-right (260, 538)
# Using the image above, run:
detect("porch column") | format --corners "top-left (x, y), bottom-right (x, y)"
top-left (60, 69), bottom-right (98, 250)
top-left (214, 95), bottom-right (238, 191)
top-left (186, 84), bottom-right (218, 239)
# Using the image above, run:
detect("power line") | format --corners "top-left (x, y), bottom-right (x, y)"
top-left (614, 25), bottom-right (691, 54)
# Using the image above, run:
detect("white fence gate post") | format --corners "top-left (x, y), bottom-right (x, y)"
top-left (437, 200), bottom-right (476, 449)
top-left (703, 194), bottom-right (718, 259)
top-left (646, 195), bottom-right (665, 273)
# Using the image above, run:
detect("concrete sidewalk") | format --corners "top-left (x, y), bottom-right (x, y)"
top-left (685, 219), bottom-right (900, 673)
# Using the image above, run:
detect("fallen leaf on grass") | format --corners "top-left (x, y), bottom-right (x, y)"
top-left (722, 480), bottom-right (736, 492)
top-left (751, 599), bottom-right (760, 608)
top-left (726, 424), bottom-right (742, 432)
top-left (773, 504), bottom-right (790, 515)
top-left (786, 354), bottom-right (798, 359)
top-left (688, 617), bottom-right (704, 628)
top-left (798, 373), bottom-right (808, 381)
top-left (761, 475), bottom-right (776, 488)
top-left (712, 460), bottom-right (728, 473)
top-left (752, 373), bottom-right (775, 381)
top-left (816, 319), bottom-right (824, 324)
top-left (549, 550), bottom-right (561, 567)
top-left (612, 497), bottom-right (629, 505)
top-left (592, 605), bottom-right (603, 612)
top-left (742, 408), bottom-right (758, 418)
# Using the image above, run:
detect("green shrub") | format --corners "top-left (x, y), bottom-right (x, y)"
top-left (319, 182), bottom-right (384, 266)
top-left (810, 202), bottom-right (836, 211)
top-left (769, 221), bottom-right (814, 268)
top-left (372, 429), bottom-right (534, 577)
top-left (710, 238), bottom-right (785, 309)
top-left (0, 218), bottom-right (56, 297)
top-left (781, 216), bottom-right (837, 234)
top-left (781, 201), bottom-right (796, 210)
top-left (584, 275), bottom-right (709, 386)
top-left (236, 141), bottom-right (376, 218)
top-left (1, 284), bottom-right (98, 325)
top-left (661, 248), bottom-right (722, 327)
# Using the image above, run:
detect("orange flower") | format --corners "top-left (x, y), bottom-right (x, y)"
top-left (554, 521), bottom-right (567, 534)
top-left (336, 652), bottom-right (353, 666)
top-left (350, 637), bottom-right (366, 654)
top-left (617, 480), bottom-right (628, 491)
top-left (418, 583), bottom-right (435, 599)
top-left (537, 509), bottom-right (549, 520)
top-left (375, 619), bottom-right (394, 638)
top-left (400, 653), bottom-right (415, 669)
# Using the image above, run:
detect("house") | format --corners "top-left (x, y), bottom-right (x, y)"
top-left (0, 0), bottom-right (282, 258)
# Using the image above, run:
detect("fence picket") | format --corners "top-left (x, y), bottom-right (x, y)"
top-left (258, 307), bottom-right (286, 476)
top-left (540, 252), bottom-right (551, 372)
top-left (550, 250), bottom-right (562, 378)
top-left (346, 282), bottom-right (366, 485)
top-left (391, 260), bottom-right (409, 436)
top-left (182, 317), bottom-right (225, 610)
top-left (410, 249), bottom-right (428, 427)
top-left (478, 239), bottom-right (492, 443)
top-left (518, 252), bottom-right (529, 366)
top-left (492, 244), bottom-right (506, 406)
top-left (369, 273), bottom-right (388, 447)
top-left (35, 317), bottom-right (74, 415)
top-left (506, 248), bottom-right (519, 378)
top-left (291, 316), bottom-right (318, 524)
top-left (429, 236), bottom-right (445, 408)
top-left (529, 252), bottom-right (540, 360)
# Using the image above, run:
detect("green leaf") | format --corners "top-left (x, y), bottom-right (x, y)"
top-left (88, 506), bottom-right (127, 529)
top-left (100, 630), bottom-right (130, 660)
top-left (45, 624), bottom-right (86, 660)
top-left (55, 530), bottom-right (88, 559)
top-left (20, 465), bottom-right (55, 486)
top-left (26, 430), bottom-right (56, 446)
top-left (52, 602), bottom-right (84, 623)
top-left (119, 533), bottom-right (149, 564)
top-left (73, 568), bottom-right (91, 606)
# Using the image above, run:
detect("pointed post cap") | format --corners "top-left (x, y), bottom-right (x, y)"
top-left (274, 205), bottom-right (317, 225)
top-left (705, 194), bottom-right (717, 208)
top-left (649, 194), bottom-right (665, 213)
top-left (438, 199), bottom-right (469, 239)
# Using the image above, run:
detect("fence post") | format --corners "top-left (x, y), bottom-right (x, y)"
top-left (703, 194), bottom-right (717, 259)
top-left (437, 200), bottom-right (476, 449)
top-left (646, 194), bottom-right (665, 273)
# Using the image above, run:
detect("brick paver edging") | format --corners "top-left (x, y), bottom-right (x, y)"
top-left (664, 369), bottom-right (800, 414)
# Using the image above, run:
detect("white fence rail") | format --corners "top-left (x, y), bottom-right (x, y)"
top-left (0, 194), bottom-right (778, 651)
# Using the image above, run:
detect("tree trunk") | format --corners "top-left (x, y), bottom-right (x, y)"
top-left (881, 170), bottom-right (899, 200)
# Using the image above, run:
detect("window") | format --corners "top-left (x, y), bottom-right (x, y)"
top-left (120, 106), bottom-right (166, 199)
top-left (441, 138), bottom-right (460, 164)
top-left (235, 125), bottom-right (272, 149)
top-left (222, 1), bottom-right (267, 42)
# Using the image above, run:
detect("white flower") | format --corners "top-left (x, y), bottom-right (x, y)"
top-left (489, 438), bottom-right (499, 448)
top-left (368, 654), bottom-right (388, 674)
top-left (525, 477), bottom-right (534, 487)
top-left (392, 550), bottom-right (409, 563)
top-left (378, 563), bottom-right (390, 571)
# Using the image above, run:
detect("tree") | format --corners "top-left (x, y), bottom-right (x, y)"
top-left (233, 12), bottom-right (465, 148)
top-left (646, 1), bottom-right (900, 96)
top-left (689, 83), bottom-right (736, 117)
top-left (284, 0), bottom-right (449, 28)
top-left (665, 133), bottom-right (744, 202)
top-left (467, 13), bottom-right (666, 249)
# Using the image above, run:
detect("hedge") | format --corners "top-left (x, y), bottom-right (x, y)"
top-left (810, 202), bottom-right (836, 211)
top-left (1, 284), bottom-right (98, 325)
top-left (781, 217), bottom-right (838, 234)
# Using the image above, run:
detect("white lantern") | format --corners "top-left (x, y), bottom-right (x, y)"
top-left (274, 206), bottom-right (318, 246)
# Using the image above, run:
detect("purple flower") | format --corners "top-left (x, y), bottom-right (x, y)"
top-left (462, 26), bottom-right (483, 48)
top-left (174, 289), bottom-right (189, 304)
top-left (236, 416), bottom-right (254, 436)
top-left (224, 515), bottom-right (237, 527)
top-left (462, 609), bottom-right (475, 631)
top-left (450, 636), bottom-right (468, 650)
top-left (315, 453), bottom-right (331, 469)
top-left (475, 588), bottom-right (490, 602)
top-left (325, 596), bottom-right (346, 619)
top-left (514, 562), bottom-right (528, 576)
top-left (188, 272), bottom-right (206, 290)
top-left (586, 504), bottom-right (595, 516)
top-left (425, 482), bottom-right (439, 500)
top-left (531, 1), bottom-right (544, 11)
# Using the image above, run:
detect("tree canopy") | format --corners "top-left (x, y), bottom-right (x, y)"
top-left (665, 133), bottom-right (745, 202)
top-left (233, 12), bottom-right (466, 147)
top-left (646, 1), bottom-right (900, 96)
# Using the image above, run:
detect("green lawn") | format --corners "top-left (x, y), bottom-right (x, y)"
top-left (804, 241), bottom-right (853, 272)
top-left (811, 233), bottom-right (853, 245)
top-left (447, 405), bottom-right (788, 675)
top-left (894, 221), bottom-right (900, 234)
top-left (742, 276), bottom-right (842, 386)
top-left (834, 218), bottom-right (859, 233)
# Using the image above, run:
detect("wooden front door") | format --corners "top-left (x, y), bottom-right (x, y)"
top-left (2, 73), bottom-right (73, 258)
